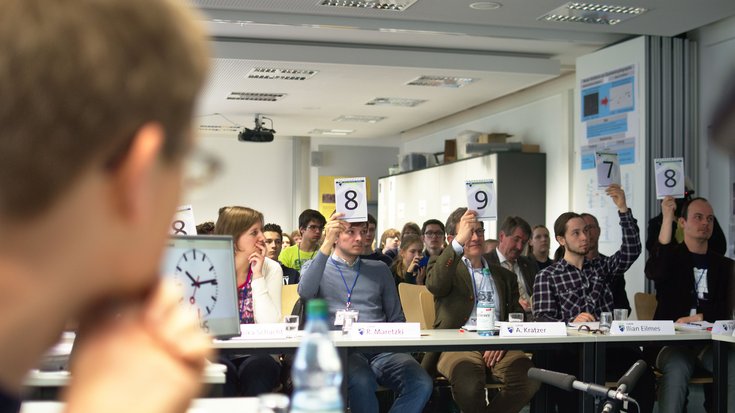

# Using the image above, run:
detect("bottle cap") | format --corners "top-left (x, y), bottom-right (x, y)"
top-left (306, 298), bottom-right (328, 318)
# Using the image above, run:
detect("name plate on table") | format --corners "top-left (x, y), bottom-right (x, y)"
top-left (499, 322), bottom-right (567, 337)
top-left (349, 323), bottom-right (420, 339)
top-left (610, 320), bottom-right (674, 335)
top-left (236, 323), bottom-right (286, 339)
top-left (712, 320), bottom-right (735, 335)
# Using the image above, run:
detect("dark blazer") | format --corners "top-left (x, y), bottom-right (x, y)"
top-left (485, 249), bottom-right (538, 299)
top-left (422, 245), bottom-right (524, 375)
top-left (645, 241), bottom-right (733, 322)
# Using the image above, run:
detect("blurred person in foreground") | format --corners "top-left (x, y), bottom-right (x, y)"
top-left (0, 0), bottom-right (212, 412)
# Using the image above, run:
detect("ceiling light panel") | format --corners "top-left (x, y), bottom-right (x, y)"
top-left (538, 2), bottom-right (648, 26)
top-left (319, 0), bottom-right (418, 12)
top-left (334, 115), bottom-right (387, 123)
top-left (407, 75), bottom-right (477, 88)
top-left (365, 97), bottom-right (427, 107)
top-left (309, 128), bottom-right (356, 136)
top-left (226, 92), bottom-right (286, 101)
top-left (246, 67), bottom-right (318, 81)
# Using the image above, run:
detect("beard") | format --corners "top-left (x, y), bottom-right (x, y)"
top-left (566, 244), bottom-right (589, 256)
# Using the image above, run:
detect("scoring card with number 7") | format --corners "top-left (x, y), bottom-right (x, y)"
top-left (335, 177), bottom-right (368, 223)
top-left (465, 179), bottom-right (497, 220)
top-left (595, 152), bottom-right (621, 188)
top-left (654, 157), bottom-right (685, 199)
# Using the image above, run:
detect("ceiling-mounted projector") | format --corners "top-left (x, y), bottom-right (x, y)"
top-left (238, 114), bottom-right (275, 142)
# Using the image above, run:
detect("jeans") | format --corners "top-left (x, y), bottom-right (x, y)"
top-left (348, 352), bottom-right (433, 413)
top-left (657, 344), bottom-right (735, 413)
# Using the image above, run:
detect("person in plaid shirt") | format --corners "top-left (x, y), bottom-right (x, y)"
top-left (531, 183), bottom-right (655, 413)
top-left (533, 184), bottom-right (640, 322)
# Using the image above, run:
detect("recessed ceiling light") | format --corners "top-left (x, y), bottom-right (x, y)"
top-left (226, 92), bottom-right (286, 102)
top-left (309, 128), bottom-right (356, 136)
top-left (365, 97), bottom-right (427, 107)
top-left (246, 67), bottom-right (318, 81)
top-left (319, 0), bottom-right (418, 11)
top-left (469, 2), bottom-right (502, 10)
top-left (539, 2), bottom-right (647, 26)
top-left (334, 115), bottom-right (387, 123)
top-left (407, 76), bottom-right (477, 88)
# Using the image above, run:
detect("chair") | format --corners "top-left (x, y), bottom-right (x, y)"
top-left (281, 284), bottom-right (299, 319)
top-left (634, 292), bottom-right (657, 320)
top-left (418, 290), bottom-right (436, 330)
top-left (398, 283), bottom-right (429, 329)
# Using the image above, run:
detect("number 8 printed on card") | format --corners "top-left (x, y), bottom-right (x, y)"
top-left (335, 177), bottom-right (368, 223)
top-left (654, 157), bottom-right (685, 199)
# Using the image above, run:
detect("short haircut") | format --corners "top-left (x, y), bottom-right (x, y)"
top-left (196, 221), bottom-right (215, 235)
top-left (214, 206), bottom-right (264, 249)
top-left (368, 213), bottom-right (377, 226)
top-left (298, 209), bottom-right (326, 229)
top-left (401, 222), bottom-right (421, 237)
top-left (553, 212), bottom-right (583, 239)
top-left (422, 219), bottom-right (446, 234)
top-left (263, 223), bottom-right (283, 238)
top-left (445, 207), bottom-right (467, 236)
top-left (680, 197), bottom-right (710, 220)
top-left (0, 0), bottom-right (209, 219)
top-left (579, 213), bottom-right (599, 227)
top-left (499, 216), bottom-right (532, 238)
top-left (379, 228), bottom-right (401, 248)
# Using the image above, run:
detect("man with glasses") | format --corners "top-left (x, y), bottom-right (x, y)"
top-left (486, 216), bottom-right (538, 320)
top-left (263, 223), bottom-right (300, 285)
top-left (299, 213), bottom-right (433, 413)
top-left (0, 0), bottom-right (212, 412)
top-left (423, 208), bottom-right (539, 413)
top-left (279, 209), bottom-right (326, 272)
top-left (421, 219), bottom-right (447, 259)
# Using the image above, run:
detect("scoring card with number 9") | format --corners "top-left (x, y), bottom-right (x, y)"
top-left (466, 179), bottom-right (497, 220)
top-left (335, 177), bottom-right (368, 223)
top-left (654, 157), bottom-right (685, 199)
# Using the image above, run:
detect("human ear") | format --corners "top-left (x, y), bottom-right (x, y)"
top-left (108, 123), bottom-right (165, 224)
top-left (556, 235), bottom-right (565, 246)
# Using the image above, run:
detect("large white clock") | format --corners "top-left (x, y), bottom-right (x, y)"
top-left (174, 248), bottom-right (219, 320)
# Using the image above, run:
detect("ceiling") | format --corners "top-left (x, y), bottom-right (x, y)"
top-left (191, 0), bottom-right (735, 140)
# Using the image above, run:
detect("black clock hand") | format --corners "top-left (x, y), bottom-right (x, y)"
top-left (198, 278), bottom-right (218, 286)
top-left (185, 271), bottom-right (199, 286)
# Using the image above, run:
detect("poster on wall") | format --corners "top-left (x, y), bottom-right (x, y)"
top-left (579, 65), bottom-right (639, 169)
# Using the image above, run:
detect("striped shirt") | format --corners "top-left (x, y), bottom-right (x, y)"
top-left (532, 210), bottom-right (641, 322)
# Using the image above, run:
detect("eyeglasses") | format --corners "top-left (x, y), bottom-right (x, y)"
top-left (306, 225), bottom-right (325, 232)
top-left (577, 325), bottom-right (606, 335)
top-left (424, 231), bottom-right (445, 238)
top-left (471, 229), bottom-right (485, 237)
top-left (182, 147), bottom-right (222, 189)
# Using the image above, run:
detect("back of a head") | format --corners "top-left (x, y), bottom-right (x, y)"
top-left (0, 0), bottom-right (209, 220)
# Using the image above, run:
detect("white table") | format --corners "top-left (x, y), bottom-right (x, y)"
top-left (20, 397), bottom-right (258, 413)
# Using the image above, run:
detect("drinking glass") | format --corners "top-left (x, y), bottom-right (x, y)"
top-left (613, 309), bottom-right (628, 321)
top-left (508, 313), bottom-right (524, 323)
top-left (599, 312), bottom-right (613, 332)
top-left (284, 315), bottom-right (299, 338)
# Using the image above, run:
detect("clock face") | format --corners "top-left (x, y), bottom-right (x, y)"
top-left (174, 248), bottom-right (219, 319)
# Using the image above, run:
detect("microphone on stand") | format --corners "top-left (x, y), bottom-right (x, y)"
top-left (602, 360), bottom-right (648, 413)
top-left (527, 367), bottom-right (639, 403)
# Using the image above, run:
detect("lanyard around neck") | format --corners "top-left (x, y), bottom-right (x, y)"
top-left (462, 257), bottom-right (488, 305)
top-left (330, 257), bottom-right (361, 309)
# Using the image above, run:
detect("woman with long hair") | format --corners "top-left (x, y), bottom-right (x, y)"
top-left (390, 234), bottom-right (425, 285)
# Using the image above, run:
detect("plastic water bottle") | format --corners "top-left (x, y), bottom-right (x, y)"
top-left (476, 268), bottom-right (496, 336)
top-left (291, 299), bottom-right (343, 413)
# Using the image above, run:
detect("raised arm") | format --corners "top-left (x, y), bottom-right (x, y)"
top-left (645, 196), bottom-right (677, 281)
top-left (600, 184), bottom-right (641, 278)
top-left (298, 213), bottom-right (348, 299)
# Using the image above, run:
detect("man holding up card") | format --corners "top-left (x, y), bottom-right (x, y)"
top-left (532, 184), bottom-right (655, 413)
top-left (298, 213), bottom-right (432, 413)
top-left (423, 208), bottom-right (539, 413)
top-left (645, 196), bottom-right (735, 412)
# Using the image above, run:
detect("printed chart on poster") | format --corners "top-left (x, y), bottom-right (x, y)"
top-left (579, 65), bottom-right (639, 171)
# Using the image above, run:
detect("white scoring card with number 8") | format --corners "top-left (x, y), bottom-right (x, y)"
top-left (335, 177), bottom-right (368, 223)
top-left (654, 157), bottom-right (685, 199)
top-left (595, 152), bottom-right (621, 188)
top-left (170, 204), bottom-right (197, 235)
top-left (465, 179), bottom-right (497, 220)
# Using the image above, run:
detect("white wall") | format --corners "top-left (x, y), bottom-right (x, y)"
top-left (399, 74), bottom-right (575, 251)
top-left (573, 37), bottom-right (647, 317)
top-left (182, 136), bottom-right (297, 231)
top-left (690, 15), bottom-right (735, 257)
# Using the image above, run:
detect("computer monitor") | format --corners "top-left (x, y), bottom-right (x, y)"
top-left (160, 235), bottom-right (240, 339)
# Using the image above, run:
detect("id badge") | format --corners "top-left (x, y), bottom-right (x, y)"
top-left (335, 309), bottom-right (359, 326)
top-left (335, 310), bottom-right (346, 326)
